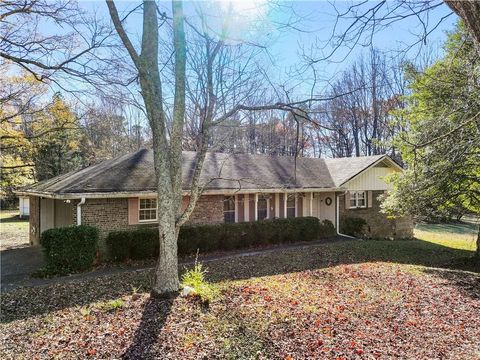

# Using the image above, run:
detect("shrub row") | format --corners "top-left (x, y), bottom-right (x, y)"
top-left (40, 225), bottom-right (99, 275)
top-left (106, 217), bottom-right (336, 261)
top-left (106, 228), bottom-right (159, 261)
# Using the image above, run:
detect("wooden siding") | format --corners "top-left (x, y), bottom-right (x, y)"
top-left (40, 198), bottom-right (54, 233)
top-left (54, 199), bottom-right (73, 227)
top-left (344, 166), bottom-right (398, 191)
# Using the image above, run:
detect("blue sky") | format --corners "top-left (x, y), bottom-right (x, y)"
top-left (74, 0), bottom-right (457, 96)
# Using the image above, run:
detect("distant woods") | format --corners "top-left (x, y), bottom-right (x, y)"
top-left (190, 47), bottom-right (414, 161)
top-left (0, 79), bottom-right (150, 199)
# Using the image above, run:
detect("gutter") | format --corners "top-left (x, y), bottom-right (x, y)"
top-left (336, 193), bottom-right (357, 239)
top-left (76, 197), bottom-right (86, 225)
top-left (15, 187), bottom-right (345, 200)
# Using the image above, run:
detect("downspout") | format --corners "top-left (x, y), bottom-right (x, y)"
top-left (77, 197), bottom-right (86, 225)
top-left (336, 193), bottom-right (357, 239)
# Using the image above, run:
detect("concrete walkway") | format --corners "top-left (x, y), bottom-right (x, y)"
top-left (1, 237), bottom-right (348, 292)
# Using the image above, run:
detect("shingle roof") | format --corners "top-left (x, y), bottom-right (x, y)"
top-left (20, 149), bottom-right (389, 196)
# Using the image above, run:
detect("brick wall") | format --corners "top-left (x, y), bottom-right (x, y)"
top-left (339, 190), bottom-right (413, 239)
top-left (72, 198), bottom-right (136, 254)
top-left (72, 195), bottom-right (224, 254)
top-left (185, 195), bottom-right (224, 225)
top-left (29, 196), bottom-right (40, 246)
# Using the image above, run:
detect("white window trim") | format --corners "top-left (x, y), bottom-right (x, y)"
top-left (350, 191), bottom-right (367, 209)
top-left (256, 194), bottom-right (269, 221)
top-left (223, 196), bottom-right (236, 223)
top-left (286, 193), bottom-right (296, 218)
top-left (138, 197), bottom-right (158, 223)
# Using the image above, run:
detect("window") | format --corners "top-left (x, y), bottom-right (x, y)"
top-left (286, 194), bottom-right (296, 218)
top-left (350, 191), bottom-right (366, 209)
top-left (257, 196), bottom-right (268, 220)
top-left (224, 196), bottom-right (235, 223)
top-left (139, 198), bottom-right (157, 221)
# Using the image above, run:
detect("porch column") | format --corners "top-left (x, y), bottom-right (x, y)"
top-left (234, 195), bottom-right (239, 223)
top-left (310, 192), bottom-right (313, 216)
top-left (254, 193), bottom-right (258, 221)
top-left (275, 193), bottom-right (280, 218)
top-left (244, 194), bottom-right (249, 221)
top-left (284, 192), bottom-right (287, 218)
top-left (295, 194), bottom-right (298, 217)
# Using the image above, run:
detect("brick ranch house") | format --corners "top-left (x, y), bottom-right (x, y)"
top-left (18, 149), bottom-right (413, 251)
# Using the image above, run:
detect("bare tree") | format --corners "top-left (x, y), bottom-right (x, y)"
top-left (106, 0), bottom-right (345, 295)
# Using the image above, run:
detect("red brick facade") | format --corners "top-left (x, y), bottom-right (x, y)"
top-left (31, 190), bottom-right (413, 254)
top-left (185, 195), bottom-right (224, 225)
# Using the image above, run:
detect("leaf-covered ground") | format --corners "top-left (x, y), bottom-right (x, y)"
top-left (1, 235), bottom-right (479, 359)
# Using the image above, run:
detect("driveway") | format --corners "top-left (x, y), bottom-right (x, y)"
top-left (1, 246), bottom-right (44, 291)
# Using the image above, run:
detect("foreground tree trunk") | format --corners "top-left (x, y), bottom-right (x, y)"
top-left (477, 225), bottom-right (480, 258)
top-left (107, 0), bottom-right (187, 295)
top-left (445, 1), bottom-right (480, 53)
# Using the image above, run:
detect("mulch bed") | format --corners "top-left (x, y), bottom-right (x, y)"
top-left (1, 261), bottom-right (479, 359)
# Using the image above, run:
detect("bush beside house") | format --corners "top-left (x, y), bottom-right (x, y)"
top-left (339, 216), bottom-right (368, 237)
top-left (107, 217), bottom-right (336, 261)
top-left (40, 225), bottom-right (99, 275)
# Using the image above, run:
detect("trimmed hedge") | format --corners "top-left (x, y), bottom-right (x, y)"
top-left (40, 225), bottom-right (99, 275)
top-left (107, 228), bottom-right (159, 261)
top-left (106, 217), bottom-right (336, 261)
top-left (339, 216), bottom-right (367, 237)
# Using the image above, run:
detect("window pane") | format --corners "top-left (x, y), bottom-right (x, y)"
top-left (258, 198), bottom-right (267, 209)
top-left (358, 198), bottom-right (366, 207)
top-left (357, 192), bottom-right (365, 200)
top-left (350, 199), bottom-right (356, 207)
top-left (257, 208), bottom-right (267, 221)
top-left (287, 195), bottom-right (295, 207)
top-left (224, 211), bottom-right (235, 223)
top-left (224, 197), bottom-right (235, 223)
top-left (224, 197), bottom-right (235, 211)
top-left (287, 208), bottom-right (295, 218)
top-left (140, 198), bottom-right (156, 210)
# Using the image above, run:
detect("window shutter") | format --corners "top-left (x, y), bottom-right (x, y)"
top-left (345, 192), bottom-right (351, 209)
top-left (128, 198), bottom-right (139, 225)
top-left (367, 191), bottom-right (373, 208)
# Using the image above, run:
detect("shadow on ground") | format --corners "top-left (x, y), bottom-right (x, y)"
top-left (1, 238), bottom-right (479, 323)
top-left (422, 267), bottom-right (480, 300)
top-left (121, 295), bottom-right (176, 359)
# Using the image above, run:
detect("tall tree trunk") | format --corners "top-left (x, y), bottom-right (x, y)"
top-left (476, 224), bottom-right (480, 258)
top-left (445, 1), bottom-right (480, 54)
top-left (153, 0), bottom-right (186, 295)
top-left (107, 0), bottom-right (186, 295)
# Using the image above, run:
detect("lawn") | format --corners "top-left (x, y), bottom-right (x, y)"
top-left (0, 210), bottom-right (29, 250)
top-left (1, 222), bottom-right (479, 359)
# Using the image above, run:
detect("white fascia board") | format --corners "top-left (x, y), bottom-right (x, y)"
top-left (17, 187), bottom-right (342, 200)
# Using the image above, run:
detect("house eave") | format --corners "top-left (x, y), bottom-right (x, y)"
top-left (16, 187), bottom-right (343, 200)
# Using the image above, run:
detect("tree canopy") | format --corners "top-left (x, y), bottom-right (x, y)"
top-left (382, 23), bottom-right (480, 226)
